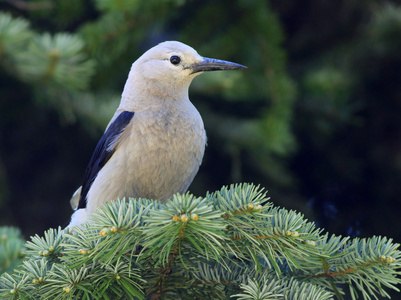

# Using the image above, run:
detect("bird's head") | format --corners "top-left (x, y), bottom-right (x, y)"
top-left (125, 41), bottom-right (246, 98)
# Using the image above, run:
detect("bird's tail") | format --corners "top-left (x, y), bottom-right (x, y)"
top-left (70, 186), bottom-right (82, 210)
top-left (66, 208), bottom-right (88, 230)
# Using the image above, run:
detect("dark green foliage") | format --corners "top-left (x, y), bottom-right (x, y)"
top-left (0, 227), bottom-right (25, 274)
top-left (291, 2), bottom-right (401, 238)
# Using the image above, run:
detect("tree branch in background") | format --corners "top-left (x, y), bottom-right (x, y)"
top-left (6, 0), bottom-right (53, 11)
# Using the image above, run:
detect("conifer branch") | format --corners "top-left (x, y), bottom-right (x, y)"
top-left (0, 183), bottom-right (400, 299)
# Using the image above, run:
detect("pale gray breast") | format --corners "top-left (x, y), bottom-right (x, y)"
top-left (125, 101), bottom-right (206, 201)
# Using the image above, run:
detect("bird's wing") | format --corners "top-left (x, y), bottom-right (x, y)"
top-left (77, 111), bottom-right (135, 209)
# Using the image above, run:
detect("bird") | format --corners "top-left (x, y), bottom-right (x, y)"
top-left (67, 41), bottom-right (246, 228)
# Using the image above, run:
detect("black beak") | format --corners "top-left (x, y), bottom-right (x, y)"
top-left (190, 57), bottom-right (247, 74)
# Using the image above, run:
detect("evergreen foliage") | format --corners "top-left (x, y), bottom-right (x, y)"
top-left (1, 184), bottom-right (400, 299)
top-left (0, 227), bottom-right (25, 274)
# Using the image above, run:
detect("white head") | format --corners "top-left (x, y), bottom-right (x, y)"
top-left (121, 41), bottom-right (246, 102)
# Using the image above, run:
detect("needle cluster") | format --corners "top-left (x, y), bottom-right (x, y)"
top-left (0, 183), bottom-right (400, 299)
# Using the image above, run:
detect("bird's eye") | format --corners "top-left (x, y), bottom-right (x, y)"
top-left (170, 56), bottom-right (181, 65)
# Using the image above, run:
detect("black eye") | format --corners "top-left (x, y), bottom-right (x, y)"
top-left (170, 56), bottom-right (181, 65)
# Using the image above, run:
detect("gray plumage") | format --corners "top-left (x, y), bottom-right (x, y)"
top-left (68, 41), bottom-right (246, 228)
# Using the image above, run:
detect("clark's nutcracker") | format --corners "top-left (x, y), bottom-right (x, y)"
top-left (68, 41), bottom-right (246, 227)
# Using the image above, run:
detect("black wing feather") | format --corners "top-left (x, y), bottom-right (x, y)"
top-left (77, 111), bottom-right (135, 209)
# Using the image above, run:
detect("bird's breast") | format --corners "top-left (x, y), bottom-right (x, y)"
top-left (123, 102), bottom-right (206, 201)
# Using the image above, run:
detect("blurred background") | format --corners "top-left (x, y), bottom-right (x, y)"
top-left (1, 0), bottom-right (401, 246)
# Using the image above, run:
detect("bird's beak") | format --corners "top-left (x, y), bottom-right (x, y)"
top-left (190, 57), bottom-right (247, 74)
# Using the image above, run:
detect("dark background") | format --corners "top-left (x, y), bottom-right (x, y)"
top-left (1, 0), bottom-right (400, 251)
